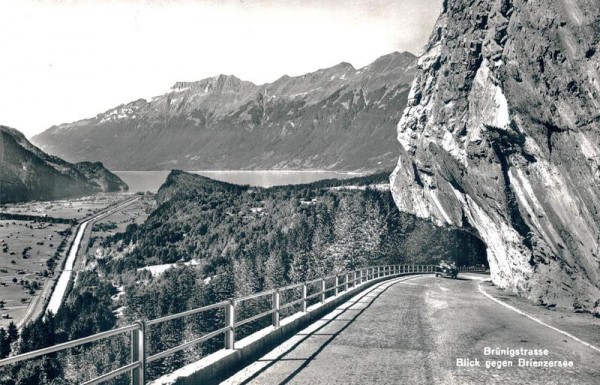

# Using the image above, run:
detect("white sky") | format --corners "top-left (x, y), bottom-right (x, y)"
top-left (0, 0), bottom-right (442, 138)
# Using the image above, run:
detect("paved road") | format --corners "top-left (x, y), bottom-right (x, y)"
top-left (44, 196), bottom-right (140, 316)
top-left (222, 275), bottom-right (600, 385)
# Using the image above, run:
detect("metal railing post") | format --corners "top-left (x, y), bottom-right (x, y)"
top-left (131, 321), bottom-right (146, 385)
top-left (321, 279), bottom-right (326, 303)
top-left (272, 290), bottom-right (280, 328)
top-left (344, 273), bottom-right (348, 291)
top-left (225, 300), bottom-right (235, 349)
top-left (352, 271), bottom-right (357, 288)
top-left (334, 276), bottom-right (339, 296)
top-left (301, 283), bottom-right (307, 312)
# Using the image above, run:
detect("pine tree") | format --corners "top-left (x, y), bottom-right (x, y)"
top-left (7, 322), bottom-right (18, 344)
top-left (0, 328), bottom-right (9, 358)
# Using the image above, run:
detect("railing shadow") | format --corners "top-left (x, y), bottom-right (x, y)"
top-left (237, 276), bottom-right (408, 385)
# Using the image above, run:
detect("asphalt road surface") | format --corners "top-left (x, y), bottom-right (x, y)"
top-left (221, 275), bottom-right (600, 385)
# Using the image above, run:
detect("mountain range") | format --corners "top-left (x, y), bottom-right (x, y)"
top-left (0, 125), bottom-right (128, 204)
top-left (32, 51), bottom-right (416, 172)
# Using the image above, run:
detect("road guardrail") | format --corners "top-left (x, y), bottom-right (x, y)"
top-left (0, 264), bottom-right (438, 384)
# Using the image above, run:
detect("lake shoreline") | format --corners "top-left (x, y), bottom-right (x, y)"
top-left (112, 169), bottom-right (368, 174)
top-left (113, 170), bottom-right (372, 193)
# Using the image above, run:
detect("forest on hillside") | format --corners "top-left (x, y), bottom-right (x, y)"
top-left (0, 171), bottom-right (487, 384)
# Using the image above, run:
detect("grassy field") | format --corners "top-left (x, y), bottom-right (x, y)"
top-left (0, 194), bottom-right (128, 221)
top-left (0, 219), bottom-right (73, 328)
top-left (0, 193), bottom-right (138, 329)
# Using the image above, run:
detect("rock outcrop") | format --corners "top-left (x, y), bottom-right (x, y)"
top-left (32, 52), bottom-right (416, 172)
top-left (0, 125), bottom-right (128, 204)
top-left (391, 0), bottom-right (600, 312)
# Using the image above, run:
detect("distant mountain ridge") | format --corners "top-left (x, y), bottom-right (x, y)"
top-left (32, 51), bottom-right (416, 171)
top-left (0, 125), bottom-right (128, 204)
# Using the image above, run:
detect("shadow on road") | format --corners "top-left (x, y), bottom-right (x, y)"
top-left (238, 278), bottom-right (406, 385)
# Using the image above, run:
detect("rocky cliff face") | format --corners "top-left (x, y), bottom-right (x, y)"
top-left (391, 0), bottom-right (600, 312)
top-left (32, 52), bottom-right (416, 172)
top-left (0, 125), bottom-right (128, 204)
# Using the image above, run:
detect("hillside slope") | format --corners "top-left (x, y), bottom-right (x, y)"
top-left (32, 52), bottom-right (416, 172)
top-left (0, 125), bottom-right (128, 203)
top-left (390, 0), bottom-right (600, 312)
top-left (101, 170), bottom-right (486, 274)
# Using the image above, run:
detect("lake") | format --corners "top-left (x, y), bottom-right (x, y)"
top-left (114, 170), bottom-right (365, 193)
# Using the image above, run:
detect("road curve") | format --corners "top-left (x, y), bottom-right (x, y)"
top-left (221, 275), bottom-right (600, 385)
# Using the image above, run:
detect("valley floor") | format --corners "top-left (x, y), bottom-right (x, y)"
top-left (0, 193), bottom-right (146, 329)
